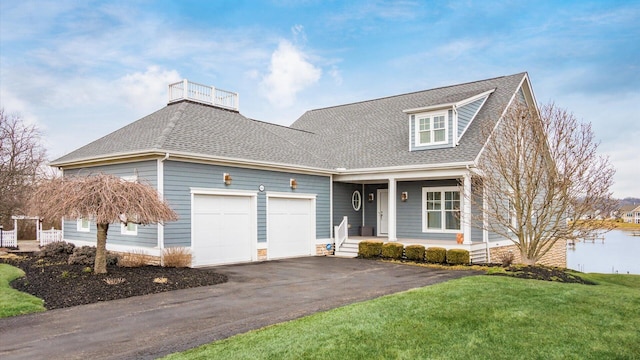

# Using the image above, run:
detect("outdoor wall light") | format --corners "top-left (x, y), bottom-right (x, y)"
top-left (401, 192), bottom-right (408, 202)
top-left (223, 173), bottom-right (232, 185)
top-left (368, 193), bottom-right (375, 202)
top-left (290, 178), bottom-right (297, 189)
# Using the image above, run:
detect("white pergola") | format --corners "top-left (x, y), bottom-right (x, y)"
top-left (11, 215), bottom-right (41, 242)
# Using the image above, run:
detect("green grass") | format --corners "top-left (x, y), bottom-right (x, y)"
top-left (0, 263), bottom-right (46, 317)
top-left (164, 274), bottom-right (640, 360)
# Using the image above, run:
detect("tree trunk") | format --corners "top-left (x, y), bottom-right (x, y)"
top-left (94, 223), bottom-right (109, 274)
top-left (520, 250), bottom-right (537, 266)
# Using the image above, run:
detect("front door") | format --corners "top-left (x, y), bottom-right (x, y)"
top-left (377, 189), bottom-right (388, 235)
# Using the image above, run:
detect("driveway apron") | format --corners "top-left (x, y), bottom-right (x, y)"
top-left (0, 256), bottom-right (482, 359)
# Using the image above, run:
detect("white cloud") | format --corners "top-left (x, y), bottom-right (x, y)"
top-left (603, 145), bottom-right (640, 199)
top-left (260, 40), bottom-right (322, 108)
top-left (117, 66), bottom-right (181, 115)
top-left (329, 65), bottom-right (343, 85)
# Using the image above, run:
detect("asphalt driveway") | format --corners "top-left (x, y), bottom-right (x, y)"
top-left (0, 256), bottom-right (482, 359)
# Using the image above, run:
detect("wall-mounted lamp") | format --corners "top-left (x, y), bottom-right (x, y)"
top-left (223, 173), bottom-right (232, 186)
top-left (401, 192), bottom-right (408, 202)
top-left (368, 193), bottom-right (374, 202)
top-left (290, 178), bottom-right (297, 189)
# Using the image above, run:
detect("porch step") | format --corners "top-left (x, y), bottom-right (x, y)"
top-left (470, 247), bottom-right (488, 264)
top-left (334, 239), bottom-right (359, 258)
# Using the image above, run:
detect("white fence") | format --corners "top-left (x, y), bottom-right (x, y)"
top-left (39, 228), bottom-right (63, 246)
top-left (334, 216), bottom-right (348, 251)
top-left (168, 79), bottom-right (239, 111)
top-left (0, 230), bottom-right (17, 248)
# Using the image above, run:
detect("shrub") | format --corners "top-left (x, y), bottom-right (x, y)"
top-left (447, 249), bottom-right (470, 265)
top-left (39, 241), bottom-right (75, 259)
top-left (405, 245), bottom-right (425, 261)
top-left (68, 246), bottom-right (118, 266)
top-left (381, 242), bottom-right (404, 259)
top-left (162, 247), bottom-right (192, 268)
top-left (499, 251), bottom-right (516, 267)
top-left (118, 249), bottom-right (150, 268)
top-left (426, 247), bottom-right (446, 263)
top-left (358, 241), bottom-right (383, 258)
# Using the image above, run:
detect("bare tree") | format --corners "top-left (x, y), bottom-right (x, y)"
top-left (0, 108), bottom-right (48, 230)
top-left (29, 173), bottom-right (178, 273)
top-left (471, 102), bottom-right (616, 265)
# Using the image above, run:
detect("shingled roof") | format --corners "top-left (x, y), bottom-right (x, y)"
top-left (52, 72), bottom-right (527, 172)
top-left (288, 72), bottom-right (527, 170)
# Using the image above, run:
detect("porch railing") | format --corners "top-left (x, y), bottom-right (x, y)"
top-left (168, 79), bottom-right (239, 111)
top-left (39, 228), bottom-right (63, 246)
top-left (334, 216), bottom-right (348, 251)
top-left (0, 230), bottom-right (17, 248)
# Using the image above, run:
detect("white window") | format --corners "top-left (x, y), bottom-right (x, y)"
top-left (119, 174), bottom-right (138, 236)
top-left (422, 187), bottom-right (461, 232)
top-left (121, 221), bottom-right (138, 236)
top-left (351, 190), bottom-right (362, 211)
top-left (77, 218), bottom-right (90, 232)
top-left (416, 111), bottom-right (447, 146)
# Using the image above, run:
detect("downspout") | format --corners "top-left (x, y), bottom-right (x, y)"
top-left (157, 153), bottom-right (170, 252)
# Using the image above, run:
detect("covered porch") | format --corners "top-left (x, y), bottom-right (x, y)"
top-left (331, 166), bottom-right (489, 262)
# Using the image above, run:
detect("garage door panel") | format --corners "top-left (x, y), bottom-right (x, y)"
top-left (268, 197), bottom-right (313, 259)
top-left (193, 194), bottom-right (253, 266)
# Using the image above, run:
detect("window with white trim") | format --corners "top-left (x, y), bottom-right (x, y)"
top-left (120, 175), bottom-right (138, 236)
top-left (422, 187), bottom-right (461, 232)
top-left (77, 218), bottom-right (90, 232)
top-left (121, 221), bottom-right (138, 236)
top-left (416, 111), bottom-right (447, 146)
top-left (352, 190), bottom-right (362, 211)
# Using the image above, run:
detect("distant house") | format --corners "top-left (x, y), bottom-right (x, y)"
top-left (50, 73), bottom-right (566, 267)
top-left (620, 204), bottom-right (640, 224)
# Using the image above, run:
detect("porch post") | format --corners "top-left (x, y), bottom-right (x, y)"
top-left (388, 177), bottom-right (397, 242)
top-left (463, 174), bottom-right (472, 244)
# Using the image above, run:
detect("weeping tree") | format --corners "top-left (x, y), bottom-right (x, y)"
top-left (29, 173), bottom-right (178, 273)
top-left (471, 102), bottom-right (616, 265)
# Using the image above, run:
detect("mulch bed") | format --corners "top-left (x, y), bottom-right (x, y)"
top-left (1, 253), bottom-right (227, 310)
top-left (491, 265), bottom-right (596, 284)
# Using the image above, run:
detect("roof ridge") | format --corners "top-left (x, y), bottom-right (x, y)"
top-left (256, 120), bottom-right (335, 169)
top-left (153, 102), bottom-right (187, 149)
top-left (248, 117), bottom-right (316, 135)
top-left (304, 72), bottom-right (527, 113)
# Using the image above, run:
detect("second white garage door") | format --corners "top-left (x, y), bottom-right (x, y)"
top-left (267, 196), bottom-right (315, 259)
top-left (192, 193), bottom-right (254, 266)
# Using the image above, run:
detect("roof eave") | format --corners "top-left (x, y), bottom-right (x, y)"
top-left (50, 150), bottom-right (336, 176)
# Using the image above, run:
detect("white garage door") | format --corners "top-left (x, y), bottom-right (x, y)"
top-left (192, 194), bottom-right (253, 266)
top-left (268, 197), bottom-right (314, 259)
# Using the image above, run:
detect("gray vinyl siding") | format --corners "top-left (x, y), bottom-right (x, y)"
top-left (62, 161), bottom-right (159, 248)
top-left (457, 97), bottom-right (486, 137)
top-left (163, 160), bottom-right (331, 247)
top-left (470, 186), bottom-right (484, 242)
top-left (332, 182), bottom-right (363, 236)
top-left (410, 109), bottom-right (454, 151)
top-left (396, 180), bottom-right (459, 240)
top-left (517, 87), bottom-right (526, 105)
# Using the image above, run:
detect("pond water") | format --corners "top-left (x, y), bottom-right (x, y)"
top-left (567, 230), bottom-right (640, 275)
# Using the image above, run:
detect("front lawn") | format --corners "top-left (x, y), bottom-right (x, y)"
top-left (0, 263), bottom-right (46, 317)
top-left (165, 273), bottom-right (640, 360)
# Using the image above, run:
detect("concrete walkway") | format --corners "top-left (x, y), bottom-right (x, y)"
top-left (0, 256), bottom-right (482, 359)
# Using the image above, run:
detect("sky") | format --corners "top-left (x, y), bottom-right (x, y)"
top-left (1, 0), bottom-right (639, 198)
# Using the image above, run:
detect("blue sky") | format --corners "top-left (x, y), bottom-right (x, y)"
top-left (1, 0), bottom-right (639, 197)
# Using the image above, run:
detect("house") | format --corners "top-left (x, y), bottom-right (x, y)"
top-left (620, 204), bottom-right (640, 224)
top-left (50, 74), bottom-right (567, 267)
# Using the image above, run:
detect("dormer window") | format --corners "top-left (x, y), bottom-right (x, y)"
top-left (416, 111), bottom-right (448, 146)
